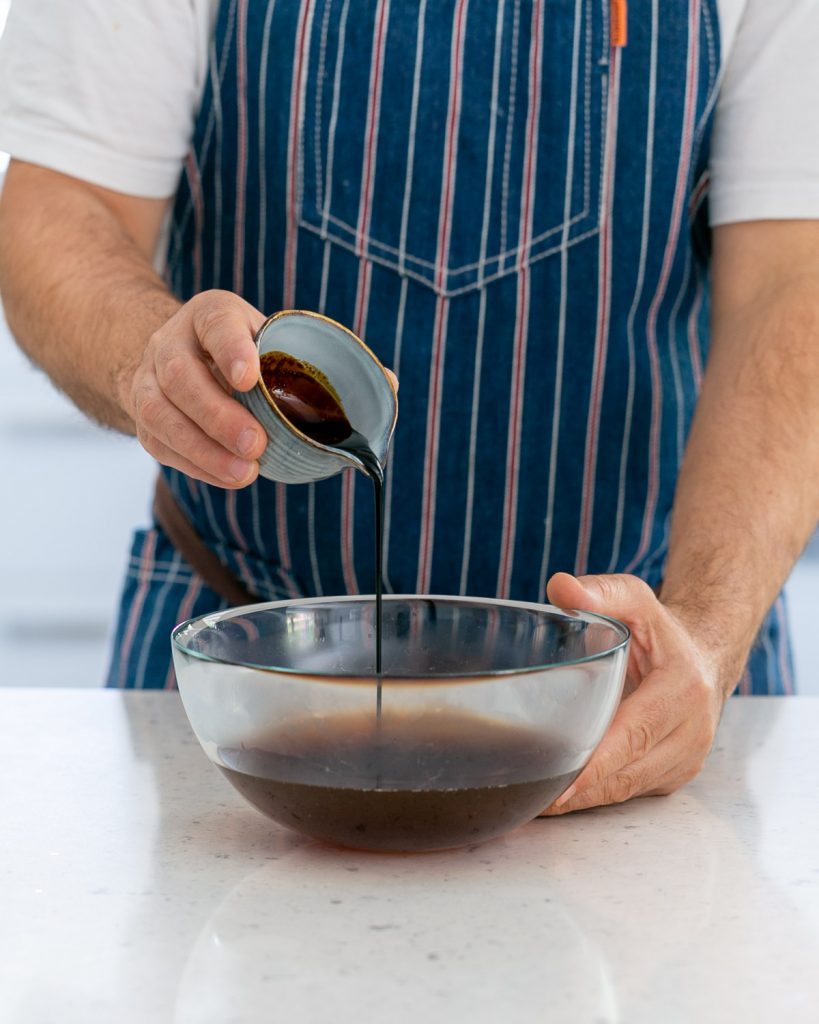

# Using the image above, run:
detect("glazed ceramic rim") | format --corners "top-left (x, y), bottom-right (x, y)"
top-left (171, 594), bottom-right (630, 680)
top-left (253, 309), bottom-right (398, 455)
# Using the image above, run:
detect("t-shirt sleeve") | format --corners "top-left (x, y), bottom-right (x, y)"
top-left (709, 0), bottom-right (819, 225)
top-left (0, 0), bottom-right (210, 198)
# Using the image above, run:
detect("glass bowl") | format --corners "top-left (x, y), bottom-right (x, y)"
top-left (172, 596), bottom-right (629, 852)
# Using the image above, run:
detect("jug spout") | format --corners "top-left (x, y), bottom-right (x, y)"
top-left (236, 310), bottom-right (397, 485)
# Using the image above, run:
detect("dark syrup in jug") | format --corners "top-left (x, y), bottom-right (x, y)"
top-left (218, 711), bottom-right (576, 851)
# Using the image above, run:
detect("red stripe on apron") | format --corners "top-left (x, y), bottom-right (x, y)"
top-left (343, 0), bottom-right (392, 594)
top-left (233, 0), bottom-right (249, 295)
top-left (575, 47), bottom-right (623, 575)
top-left (164, 574), bottom-right (205, 689)
top-left (497, 0), bottom-right (545, 598)
top-left (117, 530), bottom-right (158, 689)
top-left (417, 0), bottom-right (469, 592)
top-left (185, 153), bottom-right (205, 295)
top-left (626, 0), bottom-right (701, 574)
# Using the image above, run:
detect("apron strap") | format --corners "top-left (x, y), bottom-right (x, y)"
top-left (152, 474), bottom-right (259, 606)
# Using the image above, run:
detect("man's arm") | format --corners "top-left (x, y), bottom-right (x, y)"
top-left (0, 160), bottom-right (267, 486)
top-left (663, 221), bottom-right (819, 674)
top-left (544, 220), bottom-right (819, 812)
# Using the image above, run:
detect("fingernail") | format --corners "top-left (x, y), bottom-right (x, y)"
top-left (554, 784), bottom-right (577, 808)
top-left (229, 457), bottom-right (254, 482)
top-left (236, 427), bottom-right (260, 456)
top-left (230, 360), bottom-right (248, 387)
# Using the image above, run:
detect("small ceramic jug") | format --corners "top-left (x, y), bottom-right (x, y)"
top-left (235, 309), bottom-right (397, 484)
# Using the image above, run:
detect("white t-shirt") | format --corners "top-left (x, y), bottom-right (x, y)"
top-left (0, 0), bottom-right (818, 228)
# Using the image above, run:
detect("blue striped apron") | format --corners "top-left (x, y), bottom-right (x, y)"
top-left (107, 0), bottom-right (794, 694)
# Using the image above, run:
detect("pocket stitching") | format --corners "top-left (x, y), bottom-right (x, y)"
top-left (312, 204), bottom-right (592, 276)
top-left (312, 0), bottom-right (335, 215)
top-left (693, 0), bottom-right (719, 146)
top-left (299, 216), bottom-right (603, 298)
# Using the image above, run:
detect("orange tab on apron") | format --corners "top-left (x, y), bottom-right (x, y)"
top-left (611, 0), bottom-right (628, 47)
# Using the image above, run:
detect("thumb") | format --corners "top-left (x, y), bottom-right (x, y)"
top-left (546, 571), bottom-right (658, 625)
top-left (191, 291), bottom-right (265, 393)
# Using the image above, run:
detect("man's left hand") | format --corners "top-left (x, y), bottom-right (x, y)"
top-left (540, 572), bottom-right (729, 815)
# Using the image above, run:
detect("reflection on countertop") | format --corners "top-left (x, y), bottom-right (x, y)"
top-left (1, 690), bottom-right (818, 1023)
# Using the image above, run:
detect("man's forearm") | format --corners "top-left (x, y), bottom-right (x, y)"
top-left (662, 224), bottom-right (819, 693)
top-left (0, 163), bottom-right (179, 433)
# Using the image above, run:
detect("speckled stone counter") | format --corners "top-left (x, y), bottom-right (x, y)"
top-left (2, 691), bottom-right (818, 1023)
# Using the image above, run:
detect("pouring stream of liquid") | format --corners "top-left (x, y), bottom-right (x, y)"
top-left (259, 352), bottom-right (386, 722)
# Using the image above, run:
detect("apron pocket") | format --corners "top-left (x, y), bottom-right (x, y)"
top-left (298, 0), bottom-right (609, 298)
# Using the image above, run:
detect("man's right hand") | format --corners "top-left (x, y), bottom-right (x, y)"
top-left (121, 290), bottom-right (268, 488)
top-left (0, 164), bottom-right (270, 478)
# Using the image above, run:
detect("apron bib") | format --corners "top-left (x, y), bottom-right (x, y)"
top-left (108, 0), bottom-right (794, 694)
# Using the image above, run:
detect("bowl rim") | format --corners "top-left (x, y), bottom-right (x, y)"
top-left (171, 594), bottom-right (630, 681)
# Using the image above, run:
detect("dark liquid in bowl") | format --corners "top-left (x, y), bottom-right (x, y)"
top-left (218, 711), bottom-right (576, 852)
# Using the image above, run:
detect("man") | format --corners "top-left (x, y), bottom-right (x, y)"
top-left (0, 1), bottom-right (817, 813)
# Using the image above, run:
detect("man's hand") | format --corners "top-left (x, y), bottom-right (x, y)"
top-left (0, 164), bottom-right (269, 475)
top-left (120, 290), bottom-right (268, 489)
top-left (0, 163), bottom-right (398, 490)
top-left (540, 572), bottom-right (727, 815)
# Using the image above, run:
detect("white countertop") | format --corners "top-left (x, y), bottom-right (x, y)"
top-left (2, 691), bottom-right (818, 1023)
